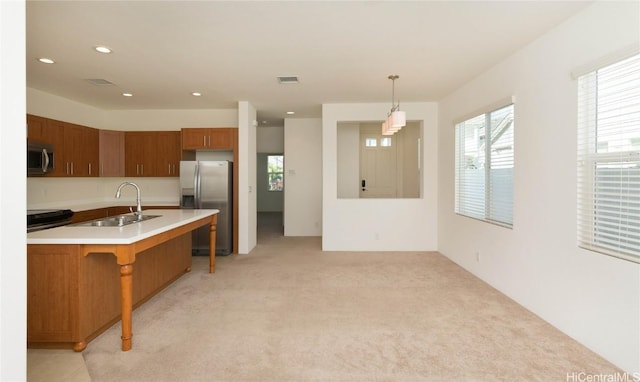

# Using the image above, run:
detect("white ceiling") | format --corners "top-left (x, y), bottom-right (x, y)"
top-left (26, 1), bottom-right (590, 126)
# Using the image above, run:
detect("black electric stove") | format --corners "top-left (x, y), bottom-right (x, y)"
top-left (27, 209), bottom-right (74, 232)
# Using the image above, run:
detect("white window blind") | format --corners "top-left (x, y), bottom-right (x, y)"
top-left (577, 53), bottom-right (640, 263)
top-left (455, 104), bottom-right (514, 227)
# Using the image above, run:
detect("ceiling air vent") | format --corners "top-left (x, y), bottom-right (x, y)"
top-left (85, 78), bottom-right (115, 86)
top-left (277, 76), bottom-right (299, 84)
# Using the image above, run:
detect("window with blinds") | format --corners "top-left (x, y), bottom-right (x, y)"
top-left (455, 103), bottom-right (514, 227)
top-left (577, 53), bottom-right (640, 263)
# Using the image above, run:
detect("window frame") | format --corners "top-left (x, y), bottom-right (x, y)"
top-left (267, 154), bottom-right (284, 192)
top-left (454, 103), bottom-right (515, 228)
top-left (577, 53), bottom-right (640, 263)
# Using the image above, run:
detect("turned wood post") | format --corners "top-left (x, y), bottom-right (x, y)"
top-left (119, 264), bottom-right (133, 351)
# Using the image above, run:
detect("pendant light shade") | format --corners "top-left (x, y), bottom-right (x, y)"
top-left (390, 110), bottom-right (406, 128)
top-left (382, 75), bottom-right (406, 134)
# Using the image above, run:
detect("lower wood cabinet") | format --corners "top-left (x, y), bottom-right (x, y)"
top-left (27, 233), bottom-right (191, 350)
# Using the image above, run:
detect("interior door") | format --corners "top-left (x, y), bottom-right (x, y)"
top-left (359, 126), bottom-right (397, 198)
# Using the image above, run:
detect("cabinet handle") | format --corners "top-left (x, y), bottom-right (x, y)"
top-left (169, 164), bottom-right (171, 174)
top-left (136, 164), bottom-right (139, 175)
top-left (71, 162), bottom-right (74, 175)
top-left (88, 163), bottom-right (92, 175)
top-left (141, 164), bottom-right (143, 175)
top-left (208, 136), bottom-right (211, 147)
top-left (101, 163), bottom-right (104, 176)
top-left (66, 162), bottom-right (69, 174)
top-left (203, 136), bottom-right (206, 147)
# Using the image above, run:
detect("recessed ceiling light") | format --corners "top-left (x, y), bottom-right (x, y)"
top-left (95, 46), bottom-right (112, 54)
top-left (191, 92), bottom-right (202, 97)
top-left (38, 58), bottom-right (55, 64)
top-left (122, 93), bottom-right (133, 97)
top-left (286, 111), bottom-right (295, 115)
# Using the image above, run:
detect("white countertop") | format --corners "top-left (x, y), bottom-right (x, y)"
top-left (27, 209), bottom-right (218, 245)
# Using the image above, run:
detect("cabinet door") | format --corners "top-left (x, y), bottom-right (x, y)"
top-left (83, 126), bottom-right (99, 177)
top-left (156, 131), bottom-right (181, 177)
top-left (99, 130), bottom-right (125, 177)
top-left (44, 119), bottom-right (67, 177)
top-left (181, 128), bottom-right (209, 150)
top-left (209, 128), bottom-right (234, 149)
top-left (125, 132), bottom-right (157, 176)
top-left (26, 114), bottom-right (47, 141)
top-left (64, 123), bottom-right (97, 177)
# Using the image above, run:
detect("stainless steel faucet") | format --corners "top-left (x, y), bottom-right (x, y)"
top-left (115, 182), bottom-right (143, 218)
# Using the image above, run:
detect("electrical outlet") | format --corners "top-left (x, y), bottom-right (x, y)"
top-left (475, 251), bottom-right (480, 262)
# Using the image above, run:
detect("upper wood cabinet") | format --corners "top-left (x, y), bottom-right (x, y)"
top-left (99, 130), bottom-right (125, 177)
top-left (125, 132), bottom-right (157, 177)
top-left (64, 123), bottom-right (99, 177)
top-left (125, 131), bottom-right (181, 177)
top-left (26, 114), bottom-right (182, 178)
top-left (181, 128), bottom-right (235, 150)
top-left (156, 131), bottom-right (181, 177)
top-left (26, 115), bottom-right (98, 177)
top-left (26, 114), bottom-right (48, 142)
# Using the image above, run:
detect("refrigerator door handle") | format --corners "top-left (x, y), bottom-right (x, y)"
top-left (194, 163), bottom-right (201, 208)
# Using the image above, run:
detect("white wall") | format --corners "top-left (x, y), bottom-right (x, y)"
top-left (238, 101), bottom-right (257, 253)
top-left (107, 108), bottom-right (237, 131)
top-left (437, 1), bottom-right (640, 373)
top-left (1, 1), bottom-right (26, 380)
top-left (28, 88), bottom-right (107, 128)
top-left (284, 118), bottom-right (322, 236)
top-left (257, 126), bottom-right (284, 153)
top-left (322, 103), bottom-right (438, 250)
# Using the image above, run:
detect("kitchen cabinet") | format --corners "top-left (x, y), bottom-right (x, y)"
top-left (27, 116), bottom-right (65, 176)
top-left (156, 131), bottom-right (181, 176)
top-left (27, 210), bottom-right (217, 351)
top-left (125, 132), bottom-right (157, 177)
top-left (125, 131), bottom-right (181, 177)
top-left (26, 114), bottom-right (48, 142)
top-left (26, 115), bottom-right (98, 177)
top-left (99, 130), bottom-right (125, 177)
top-left (64, 123), bottom-right (99, 177)
top-left (181, 128), bottom-right (235, 150)
top-left (27, 233), bottom-right (192, 351)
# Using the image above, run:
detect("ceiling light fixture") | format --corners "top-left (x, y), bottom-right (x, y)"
top-left (382, 75), bottom-right (406, 136)
top-left (286, 111), bottom-right (295, 115)
top-left (191, 92), bottom-right (202, 96)
top-left (122, 93), bottom-right (133, 97)
top-left (38, 58), bottom-right (55, 64)
top-left (94, 46), bottom-right (112, 54)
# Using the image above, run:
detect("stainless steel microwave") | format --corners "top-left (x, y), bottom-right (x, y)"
top-left (27, 141), bottom-right (54, 175)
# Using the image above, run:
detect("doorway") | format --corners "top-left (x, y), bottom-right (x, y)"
top-left (257, 153), bottom-right (284, 242)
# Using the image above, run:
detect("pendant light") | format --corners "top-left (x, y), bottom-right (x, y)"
top-left (382, 75), bottom-right (406, 135)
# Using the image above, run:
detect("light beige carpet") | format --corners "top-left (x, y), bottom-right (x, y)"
top-left (82, 230), bottom-right (620, 381)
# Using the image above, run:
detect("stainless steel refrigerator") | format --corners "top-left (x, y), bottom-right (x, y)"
top-left (180, 161), bottom-right (233, 256)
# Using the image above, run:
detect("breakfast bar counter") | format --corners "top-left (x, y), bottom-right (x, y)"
top-left (27, 209), bottom-right (218, 352)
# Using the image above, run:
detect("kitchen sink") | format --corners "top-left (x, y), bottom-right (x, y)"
top-left (72, 214), bottom-right (161, 227)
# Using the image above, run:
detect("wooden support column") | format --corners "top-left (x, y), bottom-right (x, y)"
top-left (119, 264), bottom-right (134, 351)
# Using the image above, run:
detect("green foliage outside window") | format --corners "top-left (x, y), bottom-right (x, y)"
top-left (268, 155), bottom-right (284, 191)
